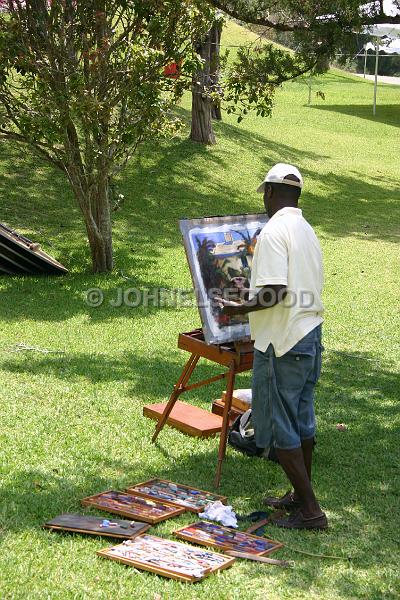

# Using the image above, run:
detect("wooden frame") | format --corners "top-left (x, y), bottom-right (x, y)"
top-left (81, 490), bottom-right (185, 524)
top-left (174, 521), bottom-right (283, 557)
top-left (97, 534), bottom-right (235, 583)
top-left (151, 329), bottom-right (253, 487)
top-left (43, 513), bottom-right (150, 539)
top-left (127, 479), bottom-right (227, 513)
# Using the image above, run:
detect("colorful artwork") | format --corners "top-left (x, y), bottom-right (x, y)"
top-left (43, 513), bottom-right (150, 539)
top-left (81, 490), bottom-right (185, 524)
top-left (174, 521), bottom-right (283, 556)
top-left (180, 214), bottom-right (268, 345)
top-left (127, 479), bottom-right (227, 513)
top-left (98, 534), bottom-right (235, 582)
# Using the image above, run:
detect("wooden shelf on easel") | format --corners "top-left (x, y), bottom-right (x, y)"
top-left (144, 400), bottom-right (223, 438)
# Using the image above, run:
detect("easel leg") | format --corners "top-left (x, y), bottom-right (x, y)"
top-left (151, 353), bottom-right (200, 443)
top-left (214, 360), bottom-right (236, 488)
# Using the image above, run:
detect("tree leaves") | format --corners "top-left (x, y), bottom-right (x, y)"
top-left (0, 1), bottom-right (214, 172)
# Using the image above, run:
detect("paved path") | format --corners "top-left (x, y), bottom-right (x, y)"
top-left (354, 73), bottom-right (400, 85)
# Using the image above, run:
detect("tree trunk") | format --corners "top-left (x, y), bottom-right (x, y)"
top-left (86, 3), bottom-right (113, 273)
top-left (70, 175), bottom-right (113, 273)
top-left (190, 29), bottom-right (216, 144)
top-left (93, 175), bottom-right (113, 272)
top-left (210, 20), bottom-right (222, 121)
top-left (191, 88), bottom-right (216, 144)
top-left (85, 217), bottom-right (112, 273)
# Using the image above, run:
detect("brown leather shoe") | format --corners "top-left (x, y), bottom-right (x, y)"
top-left (273, 509), bottom-right (328, 530)
top-left (263, 490), bottom-right (302, 512)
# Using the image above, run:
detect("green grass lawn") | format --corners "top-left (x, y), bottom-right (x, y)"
top-left (0, 20), bottom-right (399, 600)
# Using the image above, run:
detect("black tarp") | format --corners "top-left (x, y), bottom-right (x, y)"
top-left (0, 223), bottom-right (68, 276)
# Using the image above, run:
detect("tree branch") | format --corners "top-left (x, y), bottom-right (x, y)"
top-left (209, 1), bottom-right (400, 29)
top-left (0, 128), bottom-right (65, 171)
top-left (208, 0), bottom-right (304, 30)
top-left (107, 12), bottom-right (143, 54)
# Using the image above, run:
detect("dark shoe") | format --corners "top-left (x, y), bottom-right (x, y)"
top-left (273, 509), bottom-right (328, 530)
top-left (263, 490), bottom-right (301, 512)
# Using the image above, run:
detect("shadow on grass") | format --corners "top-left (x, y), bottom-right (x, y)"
top-left (117, 111), bottom-right (400, 254)
top-left (1, 345), bottom-right (399, 507)
top-left (311, 103), bottom-right (400, 128)
top-left (0, 346), bottom-right (398, 596)
top-left (0, 272), bottom-right (192, 323)
top-left (0, 141), bottom-right (86, 268)
top-left (0, 104), bottom-right (399, 327)
top-left (1, 103), bottom-right (399, 264)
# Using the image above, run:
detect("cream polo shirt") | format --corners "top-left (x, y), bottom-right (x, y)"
top-left (249, 207), bottom-right (324, 356)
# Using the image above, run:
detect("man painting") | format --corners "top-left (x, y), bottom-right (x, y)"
top-left (218, 163), bottom-right (327, 530)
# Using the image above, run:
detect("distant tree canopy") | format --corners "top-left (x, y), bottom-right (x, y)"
top-left (209, 2), bottom-right (400, 31)
top-left (200, 1), bottom-right (399, 118)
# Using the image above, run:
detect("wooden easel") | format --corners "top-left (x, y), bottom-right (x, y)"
top-left (151, 329), bottom-right (254, 488)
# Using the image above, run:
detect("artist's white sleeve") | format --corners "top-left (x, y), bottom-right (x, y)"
top-left (254, 232), bottom-right (288, 286)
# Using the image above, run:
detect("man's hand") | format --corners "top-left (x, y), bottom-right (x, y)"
top-left (214, 284), bottom-right (287, 317)
top-left (215, 298), bottom-right (243, 316)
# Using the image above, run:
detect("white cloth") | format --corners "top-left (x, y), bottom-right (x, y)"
top-left (249, 207), bottom-right (324, 356)
top-left (199, 501), bottom-right (238, 528)
top-left (233, 388), bottom-right (252, 405)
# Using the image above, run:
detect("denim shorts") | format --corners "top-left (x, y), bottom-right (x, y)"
top-left (252, 325), bottom-right (323, 450)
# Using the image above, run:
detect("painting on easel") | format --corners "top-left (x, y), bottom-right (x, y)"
top-left (180, 213), bottom-right (268, 345)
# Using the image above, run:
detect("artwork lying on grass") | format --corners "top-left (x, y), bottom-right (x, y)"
top-left (43, 513), bottom-right (149, 539)
top-left (174, 521), bottom-right (283, 556)
top-left (98, 534), bottom-right (234, 582)
top-left (127, 479), bottom-right (227, 513)
top-left (81, 490), bottom-right (185, 524)
top-left (180, 214), bottom-right (268, 345)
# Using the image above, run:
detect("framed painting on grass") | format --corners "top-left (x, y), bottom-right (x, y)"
top-left (43, 513), bottom-right (150, 539)
top-left (81, 490), bottom-right (185, 524)
top-left (174, 521), bottom-right (283, 556)
top-left (127, 479), bottom-right (227, 513)
top-left (97, 534), bottom-right (235, 583)
top-left (179, 213), bottom-right (268, 345)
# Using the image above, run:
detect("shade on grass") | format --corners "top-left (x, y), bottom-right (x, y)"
top-left (0, 21), bottom-right (399, 600)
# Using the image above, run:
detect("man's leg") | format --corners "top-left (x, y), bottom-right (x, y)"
top-left (251, 346), bottom-right (274, 451)
top-left (273, 444), bottom-right (327, 528)
top-left (264, 328), bottom-right (327, 527)
top-left (301, 437), bottom-right (314, 481)
top-left (262, 344), bottom-right (316, 512)
top-left (296, 328), bottom-right (322, 489)
top-left (275, 446), bottom-right (322, 518)
top-left (265, 437), bottom-right (313, 509)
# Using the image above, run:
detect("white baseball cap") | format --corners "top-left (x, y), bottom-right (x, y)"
top-left (256, 163), bottom-right (303, 193)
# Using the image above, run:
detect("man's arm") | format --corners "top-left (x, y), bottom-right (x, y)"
top-left (218, 284), bottom-right (287, 316)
